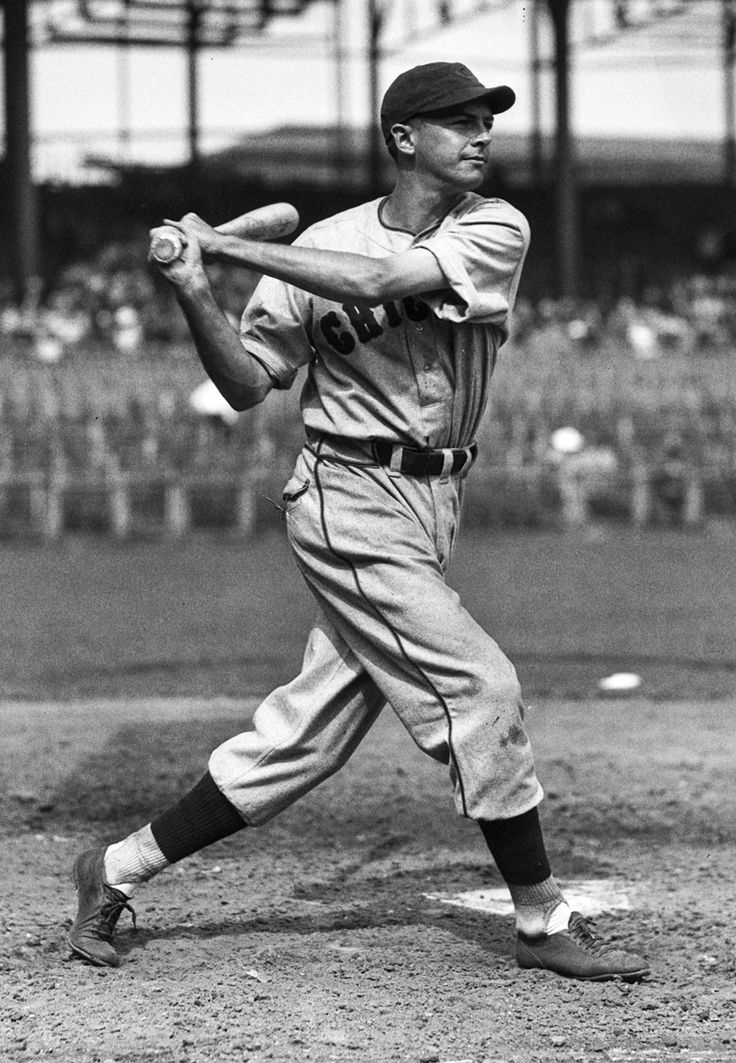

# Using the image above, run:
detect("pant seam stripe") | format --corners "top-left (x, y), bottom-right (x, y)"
top-left (312, 453), bottom-right (469, 818)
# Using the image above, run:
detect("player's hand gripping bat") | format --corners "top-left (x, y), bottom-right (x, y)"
top-left (149, 202), bottom-right (300, 264)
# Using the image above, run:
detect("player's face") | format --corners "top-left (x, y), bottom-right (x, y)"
top-left (410, 100), bottom-right (495, 191)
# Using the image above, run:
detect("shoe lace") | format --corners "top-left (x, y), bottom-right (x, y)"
top-left (94, 888), bottom-right (138, 943)
top-left (567, 914), bottom-right (615, 957)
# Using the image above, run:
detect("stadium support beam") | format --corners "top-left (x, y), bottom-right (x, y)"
top-left (529, 0), bottom-right (544, 186)
top-left (187, 0), bottom-right (201, 174)
top-left (367, 0), bottom-right (386, 193)
top-left (3, 0), bottom-right (40, 303)
top-left (545, 0), bottom-right (579, 298)
top-left (725, 0), bottom-right (736, 185)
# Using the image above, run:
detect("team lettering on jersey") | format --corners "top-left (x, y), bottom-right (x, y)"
top-left (319, 296), bottom-right (431, 355)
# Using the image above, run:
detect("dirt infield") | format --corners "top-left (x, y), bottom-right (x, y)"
top-left (1, 530), bottom-right (735, 1061)
top-left (2, 695), bottom-right (736, 1063)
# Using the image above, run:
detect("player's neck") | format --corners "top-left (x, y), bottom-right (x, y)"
top-left (382, 178), bottom-right (465, 236)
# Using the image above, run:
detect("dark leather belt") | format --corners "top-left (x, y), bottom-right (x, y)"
top-left (372, 440), bottom-right (478, 478)
top-left (305, 430), bottom-right (478, 479)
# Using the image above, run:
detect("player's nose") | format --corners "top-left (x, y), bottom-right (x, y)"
top-left (471, 124), bottom-right (493, 146)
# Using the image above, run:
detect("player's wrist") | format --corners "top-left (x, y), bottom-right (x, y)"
top-left (172, 268), bottom-right (211, 300)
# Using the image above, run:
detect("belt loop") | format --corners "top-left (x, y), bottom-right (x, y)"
top-left (438, 448), bottom-right (454, 483)
top-left (460, 444), bottom-right (477, 479)
top-left (306, 429), bottom-right (324, 454)
top-left (388, 444), bottom-right (403, 479)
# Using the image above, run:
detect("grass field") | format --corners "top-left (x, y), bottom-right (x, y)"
top-left (2, 526), bottom-right (734, 702)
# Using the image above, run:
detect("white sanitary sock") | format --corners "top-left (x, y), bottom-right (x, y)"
top-left (103, 824), bottom-right (170, 896)
top-left (545, 899), bottom-right (572, 935)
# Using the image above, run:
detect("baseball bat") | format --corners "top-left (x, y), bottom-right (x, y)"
top-left (149, 202), bottom-right (300, 264)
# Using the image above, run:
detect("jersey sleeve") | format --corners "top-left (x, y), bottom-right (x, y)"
top-left (239, 265), bottom-right (314, 391)
top-left (415, 199), bottom-right (530, 340)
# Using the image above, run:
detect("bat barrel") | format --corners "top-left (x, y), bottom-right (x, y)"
top-left (218, 203), bottom-right (300, 241)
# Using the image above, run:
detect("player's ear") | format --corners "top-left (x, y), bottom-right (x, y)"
top-left (391, 122), bottom-right (416, 159)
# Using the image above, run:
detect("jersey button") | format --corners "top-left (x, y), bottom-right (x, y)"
top-left (423, 363), bottom-right (432, 371)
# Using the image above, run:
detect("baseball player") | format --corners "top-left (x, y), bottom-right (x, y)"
top-left (67, 62), bottom-right (648, 982)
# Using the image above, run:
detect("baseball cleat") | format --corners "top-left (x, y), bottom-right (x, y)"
top-left (68, 847), bottom-right (137, 967)
top-left (516, 911), bottom-right (650, 982)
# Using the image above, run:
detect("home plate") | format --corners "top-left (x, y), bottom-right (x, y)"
top-left (424, 879), bottom-right (633, 918)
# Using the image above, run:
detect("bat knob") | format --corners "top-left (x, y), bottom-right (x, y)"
top-left (150, 226), bottom-right (186, 264)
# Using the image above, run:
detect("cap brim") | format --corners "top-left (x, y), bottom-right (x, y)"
top-left (417, 84), bottom-right (516, 118)
top-left (485, 85), bottom-right (516, 115)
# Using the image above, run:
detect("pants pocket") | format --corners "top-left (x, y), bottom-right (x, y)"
top-left (282, 474), bottom-right (311, 513)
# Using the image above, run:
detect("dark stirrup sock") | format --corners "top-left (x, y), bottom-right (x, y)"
top-left (477, 806), bottom-right (552, 886)
top-left (150, 771), bottom-right (246, 865)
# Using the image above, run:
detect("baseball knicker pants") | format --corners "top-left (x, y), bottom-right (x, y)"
top-left (208, 439), bottom-right (544, 825)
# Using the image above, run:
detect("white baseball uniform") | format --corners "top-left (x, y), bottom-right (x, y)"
top-left (208, 192), bottom-right (544, 825)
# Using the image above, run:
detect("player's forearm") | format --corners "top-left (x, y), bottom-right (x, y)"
top-left (215, 236), bottom-right (400, 305)
top-left (174, 281), bottom-right (273, 411)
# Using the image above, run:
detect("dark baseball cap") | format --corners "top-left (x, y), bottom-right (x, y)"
top-left (380, 62), bottom-right (516, 144)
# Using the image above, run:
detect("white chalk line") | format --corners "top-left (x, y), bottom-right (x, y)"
top-left (424, 878), bottom-right (635, 917)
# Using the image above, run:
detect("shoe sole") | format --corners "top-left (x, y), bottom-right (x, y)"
top-left (572, 967), bottom-right (650, 983)
top-left (519, 962), bottom-right (650, 982)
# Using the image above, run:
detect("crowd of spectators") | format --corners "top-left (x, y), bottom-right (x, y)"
top-left (1, 240), bottom-right (733, 529)
top-left (0, 241), bottom-right (257, 363)
top-left (1, 238), bottom-right (735, 363)
top-left (511, 272), bottom-right (736, 356)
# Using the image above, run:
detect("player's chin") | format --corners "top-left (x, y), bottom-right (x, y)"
top-left (458, 161), bottom-right (488, 189)
top-left (458, 172), bottom-right (486, 192)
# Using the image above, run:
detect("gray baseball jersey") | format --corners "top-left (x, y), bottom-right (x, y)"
top-left (239, 192), bottom-right (530, 449)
